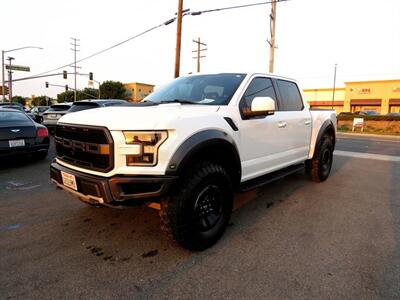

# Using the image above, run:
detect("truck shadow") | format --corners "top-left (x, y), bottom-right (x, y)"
top-left (34, 156), bottom-right (350, 297)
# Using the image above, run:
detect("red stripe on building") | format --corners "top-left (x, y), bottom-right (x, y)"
top-left (389, 99), bottom-right (400, 105)
top-left (350, 99), bottom-right (382, 105)
top-left (309, 101), bottom-right (344, 106)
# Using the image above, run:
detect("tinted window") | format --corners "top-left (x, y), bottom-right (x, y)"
top-left (240, 77), bottom-right (277, 113)
top-left (145, 74), bottom-right (246, 105)
top-left (0, 105), bottom-right (24, 112)
top-left (69, 103), bottom-right (99, 112)
top-left (38, 107), bottom-right (49, 112)
top-left (0, 111), bottom-right (31, 122)
top-left (276, 80), bottom-right (303, 111)
top-left (47, 105), bottom-right (71, 112)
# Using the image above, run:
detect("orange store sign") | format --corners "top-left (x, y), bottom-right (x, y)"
top-left (358, 88), bottom-right (371, 94)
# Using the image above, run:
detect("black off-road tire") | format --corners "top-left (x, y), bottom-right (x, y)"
top-left (160, 162), bottom-right (233, 251)
top-left (308, 137), bottom-right (333, 182)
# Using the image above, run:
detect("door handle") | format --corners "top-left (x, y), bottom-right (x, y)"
top-left (278, 121), bottom-right (287, 128)
top-left (304, 119), bottom-right (311, 125)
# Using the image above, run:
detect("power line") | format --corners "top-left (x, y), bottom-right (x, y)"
top-left (26, 18), bottom-right (176, 79)
top-left (187, 0), bottom-right (289, 16)
top-left (17, 0), bottom-right (289, 81)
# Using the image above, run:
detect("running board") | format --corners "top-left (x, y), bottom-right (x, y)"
top-left (239, 163), bottom-right (305, 192)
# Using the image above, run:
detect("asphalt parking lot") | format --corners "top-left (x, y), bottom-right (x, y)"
top-left (1, 134), bottom-right (399, 299)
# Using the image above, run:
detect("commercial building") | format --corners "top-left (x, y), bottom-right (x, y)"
top-left (303, 79), bottom-right (400, 114)
top-left (124, 82), bottom-right (154, 102)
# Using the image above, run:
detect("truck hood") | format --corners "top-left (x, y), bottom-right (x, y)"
top-left (58, 104), bottom-right (220, 130)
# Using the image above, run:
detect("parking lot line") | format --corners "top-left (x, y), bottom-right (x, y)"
top-left (334, 150), bottom-right (400, 162)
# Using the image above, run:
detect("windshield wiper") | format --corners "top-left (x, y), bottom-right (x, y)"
top-left (159, 99), bottom-right (200, 105)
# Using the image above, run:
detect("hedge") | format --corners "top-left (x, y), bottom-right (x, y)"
top-left (337, 115), bottom-right (400, 121)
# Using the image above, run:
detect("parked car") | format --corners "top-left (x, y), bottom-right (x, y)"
top-left (68, 99), bottom-right (128, 113)
top-left (51, 72), bottom-right (337, 250)
top-left (0, 108), bottom-right (49, 159)
top-left (30, 106), bottom-right (50, 123)
top-left (354, 110), bottom-right (379, 116)
top-left (42, 103), bottom-right (72, 133)
top-left (337, 112), bottom-right (354, 117)
top-left (387, 112), bottom-right (400, 117)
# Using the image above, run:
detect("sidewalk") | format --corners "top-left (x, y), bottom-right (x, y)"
top-left (337, 131), bottom-right (400, 140)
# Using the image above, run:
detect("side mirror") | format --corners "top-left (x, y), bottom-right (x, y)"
top-left (243, 97), bottom-right (276, 118)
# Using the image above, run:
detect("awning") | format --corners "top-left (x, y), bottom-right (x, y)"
top-left (309, 101), bottom-right (344, 106)
top-left (350, 99), bottom-right (381, 105)
top-left (389, 99), bottom-right (400, 105)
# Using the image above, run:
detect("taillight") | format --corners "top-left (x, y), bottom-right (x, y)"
top-left (37, 127), bottom-right (48, 137)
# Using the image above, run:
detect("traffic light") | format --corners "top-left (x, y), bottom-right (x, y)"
top-left (63, 70), bottom-right (67, 79)
top-left (45, 82), bottom-right (49, 88)
top-left (65, 85), bottom-right (69, 91)
top-left (89, 72), bottom-right (93, 80)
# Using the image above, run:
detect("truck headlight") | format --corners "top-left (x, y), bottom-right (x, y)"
top-left (123, 131), bottom-right (168, 166)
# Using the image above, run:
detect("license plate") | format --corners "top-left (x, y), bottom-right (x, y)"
top-left (61, 171), bottom-right (77, 191)
top-left (48, 114), bottom-right (59, 119)
top-left (9, 139), bottom-right (25, 147)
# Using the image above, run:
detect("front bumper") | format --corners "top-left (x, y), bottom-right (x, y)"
top-left (50, 161), bottom-right (176, 207)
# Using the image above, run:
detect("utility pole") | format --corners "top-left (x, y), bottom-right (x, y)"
top-left (192, 38), bottom-right (207, 73)
top-left (70, 38), bottom-right (80, 102)
top-left (1, 51), bottom-right (5, 101)
top-left (7, 57), bottom-right (14, 102)
top-left (174, 0), bottom-right (183, 78)
top-left (332, 63), bottom-right (338, 110)
top-left (268, 0), bottom-right (277, 73)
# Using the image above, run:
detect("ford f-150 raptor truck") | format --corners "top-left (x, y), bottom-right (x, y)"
top-left (50, 73), bottom-right (336, 250)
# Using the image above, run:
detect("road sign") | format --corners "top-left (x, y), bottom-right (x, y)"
top-left (5, 65), bottom-right (30, 72)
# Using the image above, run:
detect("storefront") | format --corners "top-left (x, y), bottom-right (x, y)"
top-left (350, 99), bottom-right (382, 113)
top-left (303, 79), bottom-right (400, 115)
top-left (389, 99), bottom-right (400, 113)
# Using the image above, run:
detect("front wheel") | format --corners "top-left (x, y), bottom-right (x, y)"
top-left (307, 137), bottom-right (333, 182)
top-left (160, 162), bottom-right (233, 251)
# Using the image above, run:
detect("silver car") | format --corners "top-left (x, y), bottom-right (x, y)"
top-left (42, 103), bottom-right (72, 133)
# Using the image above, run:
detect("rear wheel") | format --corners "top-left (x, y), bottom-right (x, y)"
top-left (160, 162), bottom-right (233, 251)
top-left (307, 137), bottom-right (333, 182)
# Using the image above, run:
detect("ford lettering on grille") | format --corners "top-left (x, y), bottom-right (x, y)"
top-left (55, 125), bottom-right (113, 172)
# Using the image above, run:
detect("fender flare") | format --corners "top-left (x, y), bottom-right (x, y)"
top-left (165, 130), bottom-right (241, 183)
top-left (312, 120), bottom-right (336, 158)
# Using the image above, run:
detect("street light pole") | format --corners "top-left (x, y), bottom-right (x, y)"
top-left (1, 50), bottom-right (5, 101)
top-left (332, 63), bottom-right (337, 110)
top-left (1, 46), bottom-right (43, 102)
top-left (7, 57), bottom-right (15, 102)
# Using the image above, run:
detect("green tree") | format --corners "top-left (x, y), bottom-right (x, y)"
top-left (57, 91), bottom-right (75, 103)
top-left (77, 88), bottom-right (99, 100)
top-left (99, 80), bottom-right (128, 99)
top-left (12, 95), bottom-right (27, 106)
top-left (32, 96), bottom-right (51, 106)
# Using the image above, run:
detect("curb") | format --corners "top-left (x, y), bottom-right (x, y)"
top-left (337, 132), bottom-right (400, 140)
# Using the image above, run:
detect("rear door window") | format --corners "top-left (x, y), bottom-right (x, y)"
top-left (276, 80), bottom-right (304, 111)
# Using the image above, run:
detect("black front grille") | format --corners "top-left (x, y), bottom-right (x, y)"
top-left (55, 124), bottom-right (114, 172)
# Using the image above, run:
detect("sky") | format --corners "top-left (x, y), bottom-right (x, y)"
top-left (2, 0), bottom-right (400, 99)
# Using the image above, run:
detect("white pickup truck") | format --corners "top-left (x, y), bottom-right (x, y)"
top-left (50, 73), bottom-right (336, 250)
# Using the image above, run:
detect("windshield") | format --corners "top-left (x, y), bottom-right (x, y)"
top-left (144, 73), bottom-right (246, 105)
top-left (69, 102), bottom-right (99, 112)
top-left (0, 111), bottom-right (31, 122)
